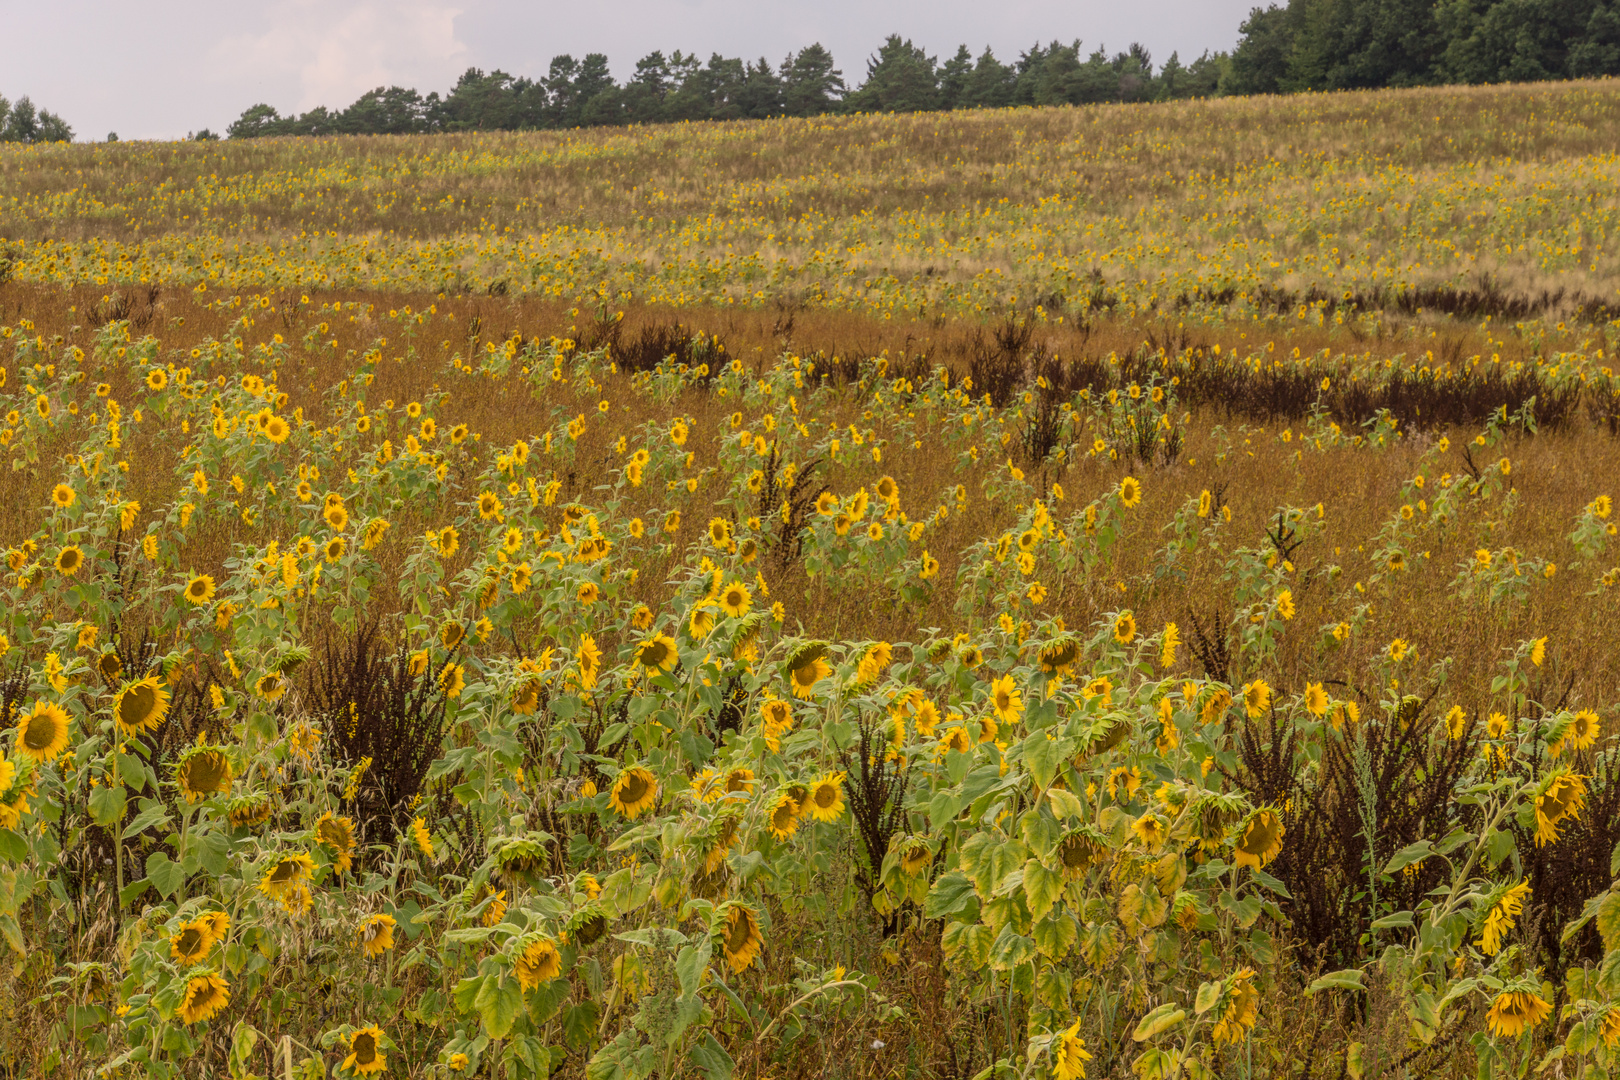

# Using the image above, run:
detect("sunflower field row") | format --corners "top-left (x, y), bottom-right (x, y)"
top-left (0, 269), bottom-right (1616, 1080)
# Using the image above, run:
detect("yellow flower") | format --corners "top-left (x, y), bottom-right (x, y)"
top-left (804, 772), bottom-right (845, 822)
top-left (411, 816), bottom-right (434, 857)
top-left (720, 904), bottom-right (763, 972)
top-left (1211, 968), bottom-right (1259, 1044)
top-left (1232, 809), bottom-right (1283, 869)
top-left (1303, 683), bottom-right (1328, 717)
top-left (342, 1024), bottom-right (388, 1076)
top-left (183, 574), bottom-right (216, 605)
top-left (115, 677), bottom-right (170, 737)
top-left (55, 545), bottom-right (85, 575)
top-left (767, 791), bottom-right (800, 840)
top-left (176, 971), bottom-right (229, 1025)
top-left (1486, 989), bottom-right (1551, 1039)
top-left (16, 700), bottom-right (71, 763)
top-left (988, 674), bottom-right (1023, 724)
top-left (358, 913), bottom-right (397, 958)
top-left (1118, 476), bottom-right (1142, 508)
top-left (1051, 1019), bottom-right (1092, 1080)
top-left (610, 766), bottom-right (658, 818)
top-left (50, 483), bottom-right (75, 508)
top-left (1534, 772), bottom-right (1586, 846)
top-left (1476, 880), bottom-right (1529, 956)
top-left (787, 652), bottom-right (830, 700)
top-left (1113, 611), bottom-right (1136, 645)
top-left (1242, 680), bottom-right (1270, 718)
top-left (515, 936), bottom-right (562, 990)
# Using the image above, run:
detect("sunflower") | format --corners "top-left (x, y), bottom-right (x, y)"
top-left (1477, 880), bottom-right (1529, 955)
top-left (515, 935), bottom-right (562, 990)
top-left (567, 906), bottom-right (610, 947)
top-left (342, 1024), bottom-right (388, 1076)
top-left (1534, 772), bottom-right (1587, 846)
top-left (633, 633), bottom-right (678, 677)
top-left (97, 650), bottom-right (123, 683)
top-left (1113, 611), bottom-right (1136, 645)
top-left (610, 766), bottom-right (658, 819)
top-left (1486, 989), bottom-right (1553, 1039)
top-left (787, 652), bottom-right (831, 700)
top-left (324, 536), bottom-right (346, 563)
top-left (115, 677), bottom-right (170, 737)
top-left (477, 492), bottom-right (503, 520)
top-left (718, 580), bottom-right (751, 617)
top-left (317, 812), bottom-right (358, 873)
top-left (254, 672), bottom-right (286, 701)
top-left (897, 837), bottom-right (933, 878)
top-left (577, 635), bottom-right (602, 690)
top-left (325, 504), bottom-right (349, 532)
top-left (1568, 709), bottom-right (1602, 752)
top-left (358, 913), bottom-right (397, 958)
top-left (511, 679), bottom-right (542, 715)
top-left (1303, 682), bottom-right (1329, 717)
top-left (50, 483), bottom-right (76, 509)
top-left (1056, 831), bottom-right (1103, 879)
top-left (703, 816), bottom-right (740, 874)
top-left (176, 744), bottom-right (233, 803)
top-left (228, 793), bottom-right (274, 828)
top-left (264, 415), bottom-right (290, 443)
top-left (176, 971), bottom-right (230, 1025)
top-left (1118, 476), bottom-right (1143, 508)
top-left (989, 674), bottom-right (1023, 724)
top-left (805, 772), bottom-right (845, 822)
top-left (402, 817), bottom-right (433, 859)
top-left (438, 662), bottom-right (465, 698)
top-left (1211, 968), bottom-right (1259, 1044)
top-left (1232, 809), bottom-right (1283, 869)
top-left (1051, 1020), bottom-right (1092, 1080)
top-left (720, 904), bottom-right (763, 973)
top-left (183, 574), bottom-right (216, 605)
top-left (16, 701), bottom-right (71, 763)
top-left (815, 492), bottom-right (839, 516)
top-left (721, 768), bottom-right (756, 799)
top-left (1038, 639), bottom-right (1080, 677)
top-left (170, 914), bottom-right (224, 963)
top-left (1242, 680), bottom-right (1271, 718)
top-left (55, 545), bottom-right (85, 575)
top-left (1132, 812), bottom-right (1168, 849)
top-left (767, 791), bottom-right (800, 840)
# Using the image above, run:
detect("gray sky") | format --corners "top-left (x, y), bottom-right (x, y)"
top-left (1, 0), bottom-right (1257, 141)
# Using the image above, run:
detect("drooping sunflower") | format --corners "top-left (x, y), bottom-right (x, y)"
top-left (176, 970), bottom-right (230, 1026)
top-left (719, 904), bottom-right (763, 973)
top-left (1056, 830), bottom-right (1104, 879)
top-left (577, 635), bottom-right (602, 690)
top-left (317, 812), bottom-right (358, 874)
top-left (1211, 968), bottom-right (1259, 1044)
top-left (1038, 638), bottom-right (1080, 677)
top-left (988, 674), bottom-right (1023, 725)
top-left (1534, 772), bottom-right (1587, 846)
top-left (176, 742), bottom-right (233, 803)
top-left (254, 672), bottom-right (287, 702)
top-left (511, 678), bottom-right (542, 715)
top-left (1242, 680), bottom-right (1271, 718)
top-left (804, 773), bottom-right (845, 822)
top-left (411, 816), bottom-right (434, 858)
top-left (342, 1024), bottom-right (388, 1076)
top-left (897, 836), bottom-right (934, 878)
top-left (610, 766), bottom-right (658, 819)
top-left (170, 914), bottom-right (224, 964)
top-left (97, 649), bottom-right (123, 683)
top-left (358, 913), bottom-right (397, 958)
top-left (515, 935), bottom-right (562, 990)
top-left (567, 905), bottom-right (610, 947)
top-left (259, 853), bottom-right (315, 904)
top-left (1051, 1019), bottom-right (1093, 1080)
top-left (16, 701), bottom-right (71, 763)
top-left (787, 650), bottom-right (830, 701)
top-left (227, 793), bottom-right (274, 829)
top-left (1132, 812), bottom-right (1168, 850)
top-left (634, 633), bottom-right (678, 676)
top-left (115, 676), bottom-right (170, 738)
top-left (1476, 879), bottom-right (1529, 956)
top-left (1486, 988), bottom-right (1553, 1039)
top-left (1232, 809), bottom-right (1283, 869)
top-left (767, 791), bottom-right (800, 840)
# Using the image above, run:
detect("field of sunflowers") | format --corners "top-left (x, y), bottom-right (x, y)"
top-left (1, 78), bottom-right (1620, 1080)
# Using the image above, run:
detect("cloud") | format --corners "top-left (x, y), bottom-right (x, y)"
top-left (211, 0), bottom-right (469, 112)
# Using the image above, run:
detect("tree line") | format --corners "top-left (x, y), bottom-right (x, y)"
top-left (1226, 0), bottom-right (1620, 93)
top-left (224, 37), bottom-right (1227, 138)
top-left (0, 94), bottom-right (73, 144)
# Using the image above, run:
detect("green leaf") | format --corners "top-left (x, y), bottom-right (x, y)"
top-left (561, 1001), bottom-right (600, 1050)
top-left (1045, 787), bottom-right (1087, 820)
top-left (1022, 732), bottom-right (1061, 790)
top-left (1595, 892), bottom-right (1620, 952)
top-left (1384, 840), bottom-right (1434, 875)
top-left (1023, 860), bottom-right (1062, 924)
top-left (1194, 980), bottom-right (1222, 1015)
top-left (1370, 912), bottom-right (1415, 931)
top-left (89, 784), bottom-right (127, 828)
top-left (1132, 1003), bottom-right (1187, 1041)
top-left (675, 941), bottom-right (711, 999)
top-left (119, 877), bottom-right (151, 908)
top-left (121, 803), bottom-right (172, 841)
top-left (923, 871), bottom-right (979, 921)
top-left (0, 829), bottom-right (28, 864)
top-left (1307, 969), bottom-right (1367, 994)
top-left (1033, 912), bottom-right (1078, 959)
top-left (1566, 1019), bottom-right (1600, 1057)
top-left (147, 852), bottom-right (184, 900)
top-left (475, 975), bottom-right (524, 1040)
top-left (688, 1031), bottom-right (734, 1080)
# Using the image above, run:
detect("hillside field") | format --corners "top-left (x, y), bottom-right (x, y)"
top-left (1, 81), bottom-right (1619, 1080)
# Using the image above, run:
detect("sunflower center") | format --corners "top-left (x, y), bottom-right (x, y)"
top-left (814, 785), bottom-right (836, 808)
top-left (726, 912), bottom-right (753, 952)
top-left (119, 683), bottom-right (159, 729)
top-left (619, 773), bottom-right (649, 803)
top-left (353, 1034), bottom-right (376, 1064)
top-left (22, 714), bottom-right (59, 750)
top-left (176, 928), bottom-right (203, 955)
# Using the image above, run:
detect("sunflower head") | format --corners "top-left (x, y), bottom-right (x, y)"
top-left (566, 905), bottom-right (610, 947)
top-left (610, 766), bottom-right (658, 819)
top-left (805, 772), bottom-right (845, 822)
top-left (514, 935), bottom-right (562, 990)
top-left (635, 633), bottom-right (678, 675)
top-left (358, 913), bottom-right (397, 959)
top-left (55, 545), bottom-right (85, 575)
top-left (718, 904), bottom-right (763, 973)
top-left (16, 701), bottom-right (71, 763)
top-left (176, 971), bottom-right (230, 1026)
top-left (175, 744), bottom-right (233, 803)
top-left (767, 791), bottom-right (800, 840)
top-left (342, 1024), bottom-right (388, 1076)
top-left (1038, 638), bottom-right (1080, 676)
top-left (97, 650), bottom-right (123, 683)
top-left (1232, 809), bottom-right (1283, 869)
top-left (115, 677), bottom-right (170, 738)
top-left (1057, 829), bottom-right (1105, 879)
top-left (316, 813), bottom-right (358, 874)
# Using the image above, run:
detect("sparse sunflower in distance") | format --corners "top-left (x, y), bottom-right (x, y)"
top-left (1118, 476), bottom-right (1142, 508)
top-left (610, 766), bottom-right (657, 818)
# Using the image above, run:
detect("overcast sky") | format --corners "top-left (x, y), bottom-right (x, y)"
top-left (0, 0), bottom-right (1258, 141)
